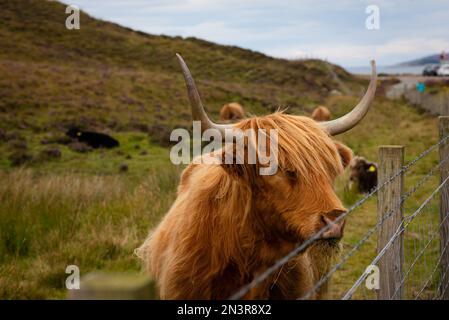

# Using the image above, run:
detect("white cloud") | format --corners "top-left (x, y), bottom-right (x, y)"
top-left (266, 38), bottom-right (449, 66)
top-left (70, 0), bottom-right (449, 67)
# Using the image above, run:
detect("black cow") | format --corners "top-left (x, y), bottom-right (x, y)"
top-left (349, 156), bottom-right (378, 194)
top-left (66, 128), bottom-right (119, 149)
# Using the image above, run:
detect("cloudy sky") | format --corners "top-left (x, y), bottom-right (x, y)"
top-left (67, 0), bottom-right (449, 67)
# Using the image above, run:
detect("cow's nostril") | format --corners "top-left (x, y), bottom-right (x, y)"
top-left (321, 214), bottom-right (345, 239)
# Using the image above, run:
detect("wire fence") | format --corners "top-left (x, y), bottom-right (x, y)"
top-left (229, 117), bottom-right (449, 300)
top-left (386, 82), bottom-right (449, 116)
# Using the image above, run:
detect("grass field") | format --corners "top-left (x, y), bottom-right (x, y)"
top-left (0, 0), bottom-right (447, 300)
top-left (0, 92), bottom-right (443, 299)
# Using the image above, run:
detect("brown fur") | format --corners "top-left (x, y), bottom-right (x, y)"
top-left (136, 113), bottom-right (353, 299)
top-left (311, 106), bottom-right (331, 122)
top-left (220, 102), bottom-right (245, 121)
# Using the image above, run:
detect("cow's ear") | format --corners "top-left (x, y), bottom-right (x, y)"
top-left (219, 143), bottom-right (257, 181)
top-left (334, 141), bottom-right (353, 169)
top-left (221, 162), bottom-right (257, 181)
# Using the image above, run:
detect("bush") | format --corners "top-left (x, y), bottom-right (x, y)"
top-left (8, 150), bottom-right (33, 166)
top-left (39, 147), bottom-right (62, 160)
top-left (68, 142), bottom-right (92, 153)
top-left (148, 124), bottom-right (173, 147)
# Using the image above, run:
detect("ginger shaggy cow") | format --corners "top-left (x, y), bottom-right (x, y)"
top-left (136, 54), bottom-right (377, 300)
top-left (220, 102), bottom-right (245, 121)
top-left (311, 106), bottom-right (331, 122)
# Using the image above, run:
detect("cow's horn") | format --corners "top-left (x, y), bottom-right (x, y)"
top-left (176, 53), bottom-right (233, 135)
top-left (320, 60), bottom-right (377, 136)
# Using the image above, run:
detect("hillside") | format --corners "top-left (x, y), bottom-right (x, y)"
top-left (396, 53), bottom-right (447, 66)
top-left (0, 0), bottom-right (362, 139)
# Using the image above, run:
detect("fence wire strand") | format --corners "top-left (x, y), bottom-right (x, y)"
top-left (393, 208), bottom-right (449, 299)
top-left (342, 174), bottom-right (449, 300)
top-left (415, 236), bottom-right (449, 299)
top-left (300, 152), bottom-right (449, 299)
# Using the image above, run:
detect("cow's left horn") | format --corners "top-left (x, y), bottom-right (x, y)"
top-left (320, 60), bottom-right (377, 136)
top-left (176, 53), bottom-right (233, 135)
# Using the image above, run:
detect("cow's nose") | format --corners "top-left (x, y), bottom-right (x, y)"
top-left (320, 212), bottom-right (346, 239)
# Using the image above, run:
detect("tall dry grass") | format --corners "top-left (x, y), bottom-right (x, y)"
top-left (0, 168), bottom-right (179, 299)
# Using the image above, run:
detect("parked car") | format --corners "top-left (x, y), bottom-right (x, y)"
top-left (437, 64), bottom-right (449, 77)
top-left (422, 64), bottom-right (440, 76)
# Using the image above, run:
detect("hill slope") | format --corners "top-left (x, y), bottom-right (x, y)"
top-left (396, 53), bottom-right (448, 66)
top-left (0, 0), bottom-right (362, 136)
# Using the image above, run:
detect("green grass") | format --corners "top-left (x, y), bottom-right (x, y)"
top-left (0, 93), bottom-right (442, 299)
top-left (0, 166), bottom-right (181, 299)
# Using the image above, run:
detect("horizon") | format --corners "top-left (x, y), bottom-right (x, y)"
top-left (63, 0), bottom-right (449, 68)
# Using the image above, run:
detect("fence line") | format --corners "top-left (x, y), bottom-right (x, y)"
top-left (387, 82), bottom-right (449, 116)
top-left (416, 240), bottom-right (449, 299)
top-left (436, 263), bottom-right (449, 299)
top-left (343, 174), bottom-right (449, 300)
top-left (394, 213), bottom-right (449, 299)
top-left (404, 90), bottom-right (449, 116)
top-left (230, 117), bottom-right (449, 300)
top-left (300, 151), bottom-right (449, 300)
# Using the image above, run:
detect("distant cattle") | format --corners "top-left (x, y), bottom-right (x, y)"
top-left (349, 156), bottom-right (378, 194)
top-left (219, 102), bottom-right (245, 121)
top-left (136, 54), bottom-right (378, 299)
top-left (66, 128), bottom-right (119, 149)
top-left (311, 106), bottom-right (331, 122)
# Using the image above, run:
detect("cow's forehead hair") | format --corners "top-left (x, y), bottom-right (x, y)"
top-left (234, 112), bottom-right (344, 184)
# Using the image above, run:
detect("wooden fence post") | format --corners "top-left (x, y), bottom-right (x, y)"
top-left (377, 146), bottom-right (404, 300)
top-left (68, 272), bottom-right (157, 300)
top-left (439, 116), bottom-right (449, 300)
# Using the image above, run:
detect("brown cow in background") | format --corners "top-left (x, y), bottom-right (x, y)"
top-left (136, 54), bottom-right (377, 300)
top-left (311, 106), bottom-right (331, 121)
top-left (220, 102), bottom-right (245, 121)
top-left (349, 156), bottom-right (378, 194)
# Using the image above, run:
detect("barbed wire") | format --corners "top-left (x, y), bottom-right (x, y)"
top-left (415, 234), bottom-right (449, 299)
top-left (391, 210), bottom-right (449, 299)
top-left (342, 174), bottom-right (449, 300)
top-left (229, 134), bottom-right (449, 300)
top-left (435, 259), bottom-right (449, 299)
top-left (299, 152), bottom-right (449, 299)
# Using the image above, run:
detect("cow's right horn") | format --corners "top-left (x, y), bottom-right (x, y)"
top-left (320, 60), bottom-right (377, 136)
top-left (176, 53), bottom-right (233, 135)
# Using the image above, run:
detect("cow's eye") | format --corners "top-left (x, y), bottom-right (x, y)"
top-left (284, 170), bottom-right (297, 181)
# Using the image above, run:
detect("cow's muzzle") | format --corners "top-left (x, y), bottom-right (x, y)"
top-left (320, 215), bottom-right (346, 239)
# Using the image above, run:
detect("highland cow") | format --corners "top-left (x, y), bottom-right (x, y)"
top-left (349, 156), bottom-right (378, 194)
top-left (66, 128), bottom-right (119, 149)
top-left (137, 54), bottom-right (377, 299)
top-left (311, 106), bottom-right (331, 122)
top-left (220, 102), bottom-right (245, 121)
